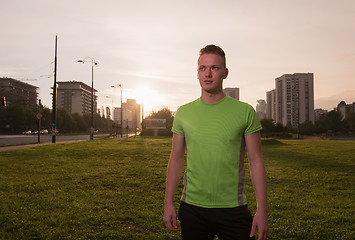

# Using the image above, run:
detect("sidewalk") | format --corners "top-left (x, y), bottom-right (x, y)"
top-left (0, 140), bottom-right (87, 152)
top-left (0, 133), bottom-right (137, 152)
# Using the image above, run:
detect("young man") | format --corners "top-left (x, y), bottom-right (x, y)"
top-left (163, 45), bottom-right (268, 240)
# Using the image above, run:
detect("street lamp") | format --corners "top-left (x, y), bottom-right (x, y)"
top-left (111, 84), bottom-right (122, 137)
top-left (77, 57), bottom-right (97, 140)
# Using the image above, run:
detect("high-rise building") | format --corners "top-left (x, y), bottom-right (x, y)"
top-left (256, 99), bottom-right (267, 120)
top-left (0, 77), bottom-right (38, 109)
top-left (223, 87), bottom-right (239, 100)
top-left (113, 99), bottom-right (141, 131)
top-left (113, 107), bottom-right (132, 129)
top-left (266, 89), bottom-right (276, 120)
top-left (106, 107), bottom-right (111, 120)
top-left (275, 73), bottom-right (314, 127)
top-left (57, 81), bottom-right (97, 115)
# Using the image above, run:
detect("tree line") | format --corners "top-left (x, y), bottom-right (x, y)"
top-left (2, 103), bottom-right (354, 138)
top-left (139, 107), bottom-right (355, 138)
top-left (0, 103), bottom-right (114, 134)
top-left (261, 110), bottom-right (355, 138)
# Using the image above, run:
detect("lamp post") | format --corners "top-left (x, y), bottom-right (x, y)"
top-left (111, 84), bottom-right (122, 137)
top-left (52, 36), bottom-right (58, 143)
top-left (77, 57), bottom-right (97, 140)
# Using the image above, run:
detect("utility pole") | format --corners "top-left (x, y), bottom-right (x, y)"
top-left (37, 99), bottom-right (42, 143)
top-left (52, 36), bottom-right (57, 143)
top-left (120, 84), bottom-right (123, 138)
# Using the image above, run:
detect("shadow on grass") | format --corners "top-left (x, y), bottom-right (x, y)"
top-left (261, 138), bottom-right (285, 146)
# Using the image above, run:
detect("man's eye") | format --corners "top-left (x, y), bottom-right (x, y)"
top-left (211, 66), bottom-right (219, 70)
top-left (199, 67), bottom-right (205, 71)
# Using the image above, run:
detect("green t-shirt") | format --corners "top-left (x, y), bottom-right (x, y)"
top-left (172, 96), bottom-right (262, 208)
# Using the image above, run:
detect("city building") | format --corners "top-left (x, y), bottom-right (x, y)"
top-left (106, 107), bottom-right (111, 120)
top-left (0, 77), bottom-right (38, 109)
top-left (113, 99), bottom-right (141, 131)
top-left (256, 99), bottom-right (267, 120)
top-left (57, 81), bottom-right (97, 115)
top-left (113, 107), bottom-right (133, 129)
top-left (268, 73), bottom-right (314, 127)
top-left (266, 89), bottom-right (276, 120)
top-left (337, 101), bottom-right (355, 120)
top-left (223, 87), bottom-right (239, 100)
top-left (314, 108), bottom-right (327, 121)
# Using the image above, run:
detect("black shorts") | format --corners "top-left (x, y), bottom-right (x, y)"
top-left (178, 201), bottom-right (255, 240)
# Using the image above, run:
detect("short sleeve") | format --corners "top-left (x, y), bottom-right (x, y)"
top-left (244, 105), bottom-right (263, 136)
top-left (172, 107), bottom-right (184, 135)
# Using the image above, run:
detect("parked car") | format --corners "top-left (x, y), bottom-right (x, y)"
top-left (22, 130), bottom-right (32, 135)
top-left (32, 130), bottom-right (39, 135)
top-left (40, 129), bottom-right (48, 134)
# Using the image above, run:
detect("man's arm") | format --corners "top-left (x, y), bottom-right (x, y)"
top-left (245, 131), bottom-right (268, 240)
top-left (163, 133), bottom-right (185, 231)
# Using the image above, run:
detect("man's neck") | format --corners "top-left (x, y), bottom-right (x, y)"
top-left (200, 90), bottom-right (226, 104)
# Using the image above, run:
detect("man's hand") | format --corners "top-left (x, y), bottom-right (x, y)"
top-left (163, 134), bottom-right (185, 232)
top-left (163, 203), bottom-right (178, 231)
top-left (250, 210), bottom-right (268, 240)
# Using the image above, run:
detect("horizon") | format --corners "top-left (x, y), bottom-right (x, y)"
top-left (1, 76), bottom-right (353, 116)
top-left (1, 0), bottom-right (354, 116)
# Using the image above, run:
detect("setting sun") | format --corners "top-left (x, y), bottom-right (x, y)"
top-left (126, 85), bottom-right (165, 116)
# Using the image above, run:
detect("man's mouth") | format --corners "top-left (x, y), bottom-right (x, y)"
top-left (204, 80), bottom-right (213, 84)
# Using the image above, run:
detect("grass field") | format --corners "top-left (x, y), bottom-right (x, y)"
top-left (0, 137), bottom-right (354, 239)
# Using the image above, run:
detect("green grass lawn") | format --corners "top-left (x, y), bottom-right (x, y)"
top-left (0, 137), bottom-right (354, 239)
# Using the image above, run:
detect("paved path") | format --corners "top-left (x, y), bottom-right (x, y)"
top-left (0, 139), bottom-right (87, 152)
top-left (0, 133), bottom-right (137, 152)
top-left (0, 134), bottom-right (94, 145)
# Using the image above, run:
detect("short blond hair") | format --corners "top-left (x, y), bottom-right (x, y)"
top-left (198, 44), bottom-right (226, 68)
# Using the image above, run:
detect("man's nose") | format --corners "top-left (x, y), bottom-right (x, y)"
top-left (205, 68), bottom-right (212, 77)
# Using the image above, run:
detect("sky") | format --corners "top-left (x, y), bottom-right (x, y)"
top-left (1, 0), bottom-right (354, 117)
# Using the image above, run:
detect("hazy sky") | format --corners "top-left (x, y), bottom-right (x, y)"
top-left (1, 0), bottom-right (354, 116)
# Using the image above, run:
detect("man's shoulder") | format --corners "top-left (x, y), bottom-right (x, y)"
top-left (176, 99), bottom-right (200, 112)
top-left (224, 96), bottom-right (254, 110)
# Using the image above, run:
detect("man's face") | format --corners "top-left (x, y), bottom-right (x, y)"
top-left (197, 53), bottom-right (228, 94)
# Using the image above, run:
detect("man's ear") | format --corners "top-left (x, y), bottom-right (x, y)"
top-left (224, 68), bottom-right (229, 79)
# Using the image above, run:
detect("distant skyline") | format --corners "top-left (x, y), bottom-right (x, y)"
top-left (1, 0), bottom-right (354, 116)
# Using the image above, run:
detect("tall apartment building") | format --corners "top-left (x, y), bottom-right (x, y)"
top-left (113, 107), bottom-right (132, 129)
top-left (0, 77), bottom-right (38, 109)
top-left (266, 89), bottom-right (276, 120)
top-left (274, 73), bottom-right (314, 127)
top-left (256, 99), bottom-right (267, 120)
top-left (113, 99), bottom-right (141, 130)
top-left (223, 87), bottom-right (239, 100)
top-left (57, 81), bottom-right (97, 115)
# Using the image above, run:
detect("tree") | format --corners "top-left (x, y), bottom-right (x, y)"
top-left (2, 104), bottom-right (36, 133)
top-left (141, 107), bottom-right (174, 136)
top-left (260, 118), bottom-right (291, 138)
top-left (344, 112), bottom-right (355, 132)
top-left (146, 107), bottom-right (173, 129)
top-left (314, 114), bottom-right (327, 134)
top-left (72, 112), bottom-right (88, 132)
top-left (325, 110), bottom-right (344, 134)
top-left (40, 107), bottom-right (52, 130)
top-left (57, 108), bottom-right (74, 132)
top-left (260, 119), bottom-right (275, 133)
top-left (299, 121), bottom-right (315, 135)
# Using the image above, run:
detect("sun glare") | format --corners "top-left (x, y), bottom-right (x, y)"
top-left (127, 85), bottom-right (164, 115)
